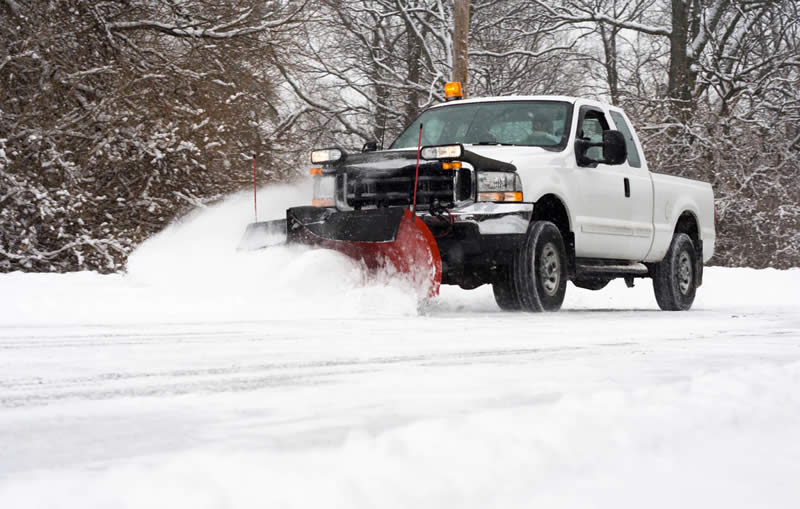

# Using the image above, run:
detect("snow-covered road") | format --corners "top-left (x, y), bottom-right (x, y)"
top-left (2, 187), bottom-right (799, 508)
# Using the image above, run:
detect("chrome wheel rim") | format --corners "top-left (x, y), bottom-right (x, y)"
top-left (539, 243), bottom-right (560, 296)
top-left (678, 251), bottom-right (693, 295)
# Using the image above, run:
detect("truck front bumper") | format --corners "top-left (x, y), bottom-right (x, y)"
top-left (432, 202), bottom-right (533, 235)
top-left (422, 202), bottom-right (533, 287)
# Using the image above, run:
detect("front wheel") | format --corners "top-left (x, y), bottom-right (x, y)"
top-left (492, 267), bottom-right (522, 311)
top-left (512, 221), bottom-right (567, 312)
top-left (652, 232), bottom-right (697, 311)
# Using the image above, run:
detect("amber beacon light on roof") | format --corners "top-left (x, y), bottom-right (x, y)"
top-left (444, 82), bottom-right (463, 101)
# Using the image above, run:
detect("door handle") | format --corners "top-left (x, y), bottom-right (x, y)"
top-left (624, 178), bottom-right (630, 198)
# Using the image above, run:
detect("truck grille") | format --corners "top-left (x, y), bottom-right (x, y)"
top-left (343, 168), bottom-right (457, 209)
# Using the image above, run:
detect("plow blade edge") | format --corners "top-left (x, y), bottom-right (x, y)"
top-left (238, 219), bottom-right (288, 250)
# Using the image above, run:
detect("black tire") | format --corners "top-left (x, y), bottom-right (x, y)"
top-left (652, 232), bottom-right (697, 311)
top-left (512, 221), bottom-right (567, 312)
top-left (572, 277), bottom-right (610, 291)
top-left (492, 267), bottom-right (522, 311)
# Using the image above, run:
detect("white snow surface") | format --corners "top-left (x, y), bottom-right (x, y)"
top-left (1, 184), bottom-right (799, 508)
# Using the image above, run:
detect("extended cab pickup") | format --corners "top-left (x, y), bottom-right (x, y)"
top-left (304, 93), bottom-right (716, 311)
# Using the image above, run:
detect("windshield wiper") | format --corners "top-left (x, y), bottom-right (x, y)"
top-left (473, 141), bottom-right (517, 146)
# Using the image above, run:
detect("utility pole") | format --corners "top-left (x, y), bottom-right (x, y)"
top-left (452, 0), bottom-right (470, 96)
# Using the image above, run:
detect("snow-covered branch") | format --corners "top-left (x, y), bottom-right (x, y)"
top-left (530, 0), bottom-right (672, 37)
top-left (106, 1), bottom-right (308, 38)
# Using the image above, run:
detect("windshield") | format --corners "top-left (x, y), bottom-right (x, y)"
top-left (390, 101), bottom-right (571, 150)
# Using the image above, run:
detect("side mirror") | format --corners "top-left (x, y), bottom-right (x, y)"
top-left (361, 141), bottom-right (379, 153)
top-left (574, 138), bottom-right (593, 166)
top-left (602, 130), bottom-right (627, 165)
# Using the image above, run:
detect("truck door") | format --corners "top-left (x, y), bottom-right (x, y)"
top-left (609, 109), bottom-right (654, 260)
top-left (572, 106), bottom-right (640, 260)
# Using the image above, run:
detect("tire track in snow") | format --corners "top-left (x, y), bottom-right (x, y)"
top-left (1, 345), bottom-right (587, 408)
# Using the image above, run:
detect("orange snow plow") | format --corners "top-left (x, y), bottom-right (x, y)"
top-left (241, 206), bottom-right (442, 296)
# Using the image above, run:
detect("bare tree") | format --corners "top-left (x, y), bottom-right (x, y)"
top-left (0, 0), bottom-right (309, 272)
top-left (277, 0), bottom-right (585, 150)
top-left (452, 0), bottom-right (471, 90)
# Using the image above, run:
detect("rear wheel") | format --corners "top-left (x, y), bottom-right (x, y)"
top-left (652, 233), bottom-right (697, 311)
top-left (512, 221), bottom-right (567, 312)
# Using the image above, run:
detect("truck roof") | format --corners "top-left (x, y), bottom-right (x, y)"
top-left (429, 95), bottom-right (610, 109)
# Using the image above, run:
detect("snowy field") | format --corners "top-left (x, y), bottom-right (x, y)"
top-left (2, 185), bottom-right (799, 508)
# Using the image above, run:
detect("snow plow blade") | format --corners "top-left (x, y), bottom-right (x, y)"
top-left (288, 206), bottom-right (442, 297)
top-left (241, 206), bottom-right (441, 296)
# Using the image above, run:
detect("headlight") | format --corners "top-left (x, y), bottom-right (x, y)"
top-left (310, 148), bottom-right (343, 164)
top-left (312, 175), bottom-right (335, 207)
top-left (421, 144), bottom-right (463, 160)
top-left (477, 171), bottom-right (523, 202)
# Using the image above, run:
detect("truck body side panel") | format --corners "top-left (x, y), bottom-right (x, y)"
top-left (646, 173), bottom-right (716, 263)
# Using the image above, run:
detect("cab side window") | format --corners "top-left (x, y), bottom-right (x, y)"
top-left (609, 111), bottom-right (642, 168)
top-left (577, 109), bottom-right (610, 165)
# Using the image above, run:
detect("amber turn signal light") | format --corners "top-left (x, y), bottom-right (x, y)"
top-left (311, 198), bottom-right (334, 207)
top-left (442, 161), bottom-right (462, 170)
top-left (478, 192), bottom-right (523, 202)
top-left (309, 168), bottom-right (323, 176)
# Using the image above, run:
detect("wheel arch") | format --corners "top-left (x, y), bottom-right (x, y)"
top-left (673, 210), bottom-right (700, 245)
top-left (531, 193), bottom-right (575, 276)
top-left (672, 209), bottom-right (704, 286)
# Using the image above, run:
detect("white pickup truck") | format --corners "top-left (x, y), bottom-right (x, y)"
top-left (254, 86), bottom-right (716, 311)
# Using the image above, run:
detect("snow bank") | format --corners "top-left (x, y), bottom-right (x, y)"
top-left (435, 265), bottom-right (800, 314)
top-left (1, 264), bottom-right (796, 328)
top-left (3, 361), bottom-right (800, 508)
